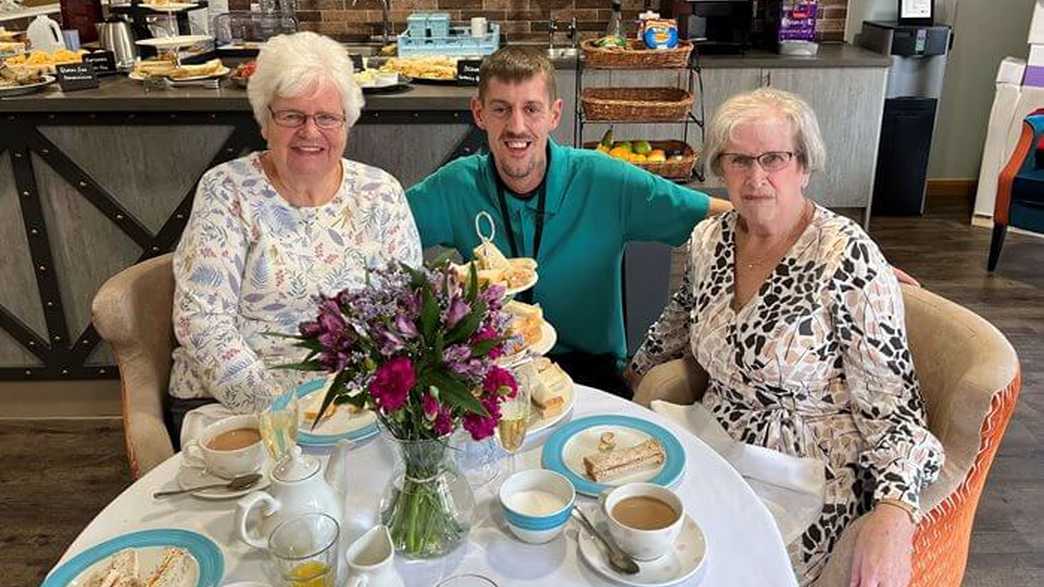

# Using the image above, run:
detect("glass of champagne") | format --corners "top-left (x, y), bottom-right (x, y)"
top-left (495, 363), bottom-right (533, 475)
top-left (260, 381), bottom-right (300, 464)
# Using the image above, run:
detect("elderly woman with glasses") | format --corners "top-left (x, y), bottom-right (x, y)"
top-left (167, 32), bottom-right (421, 430)
top-left (628, 88), bottom-right (943, 587)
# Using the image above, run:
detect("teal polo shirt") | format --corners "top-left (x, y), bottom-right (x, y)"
top-left (406, 139), bottom-right (710, 366)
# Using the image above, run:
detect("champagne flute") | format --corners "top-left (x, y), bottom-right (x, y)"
top-left (495, 363), bottom-right (533, 475)
top-left (259, 381), bottom-right (300, 464)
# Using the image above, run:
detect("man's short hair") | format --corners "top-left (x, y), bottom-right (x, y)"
top-left (478, 46), bottom-right (557, 103)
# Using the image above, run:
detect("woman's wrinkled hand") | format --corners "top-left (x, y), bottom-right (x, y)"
top-left (891, 266), bottom-right (921, 288)
top-left (849, 504), bottom-right (916, 587)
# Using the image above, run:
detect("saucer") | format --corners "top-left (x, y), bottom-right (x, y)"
top-left (174, 462), bottom-right (271, 499)
top-left (576, 507), bottom-right (707, 586)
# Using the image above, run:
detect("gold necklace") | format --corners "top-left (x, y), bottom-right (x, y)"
top-left (737, 201), bottom-right (814, 270)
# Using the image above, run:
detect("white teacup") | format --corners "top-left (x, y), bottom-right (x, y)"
top-left (183, 415), bottom-right (265, 480)
top-left (601, 482), bottom-right (685, 561)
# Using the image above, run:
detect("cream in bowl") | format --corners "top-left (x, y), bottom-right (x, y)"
top-left (498, 469), bottom-right (575, 543)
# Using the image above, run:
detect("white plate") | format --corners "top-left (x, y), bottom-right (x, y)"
top-left (142, 2), bottom-right (200, 11)
top-left (136, 35), bottom-right (213, 50)
top-left (0, 74), bottom-right (54, 97)
top-left (563, 425), bottom-right (666, 487)
top-left (69, 546), bottom-right (200, 587)
top-left (500, 320), bottom-right (556, 364)
top-left (129, 65), bottom-right (230, 82)
top-left (526, 368), bottom-right (575, 435)
top-left (174, 461), bottom-right (271, 499)
top-left (297, 378), bottom-right (378, 439)
top-left (504, 269), bottom-right (538, 297)
top-left (577, 507), bottom-right (708, 587)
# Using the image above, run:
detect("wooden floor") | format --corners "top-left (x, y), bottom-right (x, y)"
top-left (4, 198), bottom-right (1043, 586)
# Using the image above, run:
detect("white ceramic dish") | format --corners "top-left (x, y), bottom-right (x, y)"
top-left (526, 368), bottom-right (575, 435)
top-left (577, 506), bottom-right (708, 586)
top-left (135, 35), bottom-right (213, 50)
top-left (174, 460), bottom-right (272, 500)
top-left (0, 74), bottom-right (55, 97)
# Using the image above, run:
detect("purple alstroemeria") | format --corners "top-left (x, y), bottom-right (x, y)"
top-left (395, 314), bottom-right (418, 339)
top-left (444, 297), bottom-right (471, 330)
top-left (299, 320), bottom-right (322, 338)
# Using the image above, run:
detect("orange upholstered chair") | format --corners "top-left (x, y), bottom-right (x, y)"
top-left (634, 285), bottom-right (1021, 586)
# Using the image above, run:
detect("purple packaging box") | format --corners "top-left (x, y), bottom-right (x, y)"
top-left (1024, 65), bottom-right (1044, 87)
top-left (779, 1), bottom-right (818, 42)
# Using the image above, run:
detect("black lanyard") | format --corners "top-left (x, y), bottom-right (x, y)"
top-left (490, 157), bottom-right (547, 303)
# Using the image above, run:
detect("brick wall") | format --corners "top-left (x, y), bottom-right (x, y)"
top-left (228, 0), bottom-right (848, 45)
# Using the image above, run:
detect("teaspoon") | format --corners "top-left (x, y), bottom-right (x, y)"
top-left (153, 473), bottom-right (263, 498)
top-left (572, 508), bottom-right (640, 575)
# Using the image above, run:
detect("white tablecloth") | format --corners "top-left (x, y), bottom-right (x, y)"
top-left (51, 386), bottom-right (797, 586)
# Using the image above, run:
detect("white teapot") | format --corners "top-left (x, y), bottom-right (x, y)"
top-left (236, 446), bottom-right (344, 548)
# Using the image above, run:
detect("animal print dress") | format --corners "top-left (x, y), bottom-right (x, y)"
top-left (631, 205), bottom-right (943, 584)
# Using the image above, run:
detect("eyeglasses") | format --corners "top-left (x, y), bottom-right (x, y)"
top-left (719, 151), bottom-right (795, 173)
top-left (267, 107), bottom-right (346, 130)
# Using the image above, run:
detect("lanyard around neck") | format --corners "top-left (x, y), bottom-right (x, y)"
top-left (490, 158), bottom-right (548, 262)
top-left (490, 156), bottom-right (547, 304)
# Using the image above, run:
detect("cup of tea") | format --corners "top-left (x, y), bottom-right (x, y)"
top-left (183, 415), bottom-right (266, 479)
top-left (600, 482), bottom-right (684, 561)
top-left (498, 469), bottom-right (575, 544)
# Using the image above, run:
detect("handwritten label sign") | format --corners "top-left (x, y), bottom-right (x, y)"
top-left (456, 59), bottom-right (483, 86)
top-left (83, 51), bottom-right (118, 76)
top-left (55, 62), bottom-right (99, 91)
top-left (349, 53), bottom-right (365, 72)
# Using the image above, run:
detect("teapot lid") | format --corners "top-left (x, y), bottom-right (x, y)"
top-left (272, 446), bottom-right (320, 483)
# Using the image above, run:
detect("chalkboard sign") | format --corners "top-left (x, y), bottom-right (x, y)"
top-left (456, 59), bottom-right (483, 86)
top-left (55, 63), bottom-right (99, 91)
top-left (349, 53), bottom-right (364, 72)
top-left (83, 51), bottom-right (118, 76)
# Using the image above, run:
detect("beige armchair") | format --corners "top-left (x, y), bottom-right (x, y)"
top-left (91, 253), bottom-right (177, 479)
top-left (634, 284), bottom-right (1021, 587)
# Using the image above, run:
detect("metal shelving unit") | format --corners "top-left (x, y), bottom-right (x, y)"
top-left (573, 50), bottom-right (707, 183)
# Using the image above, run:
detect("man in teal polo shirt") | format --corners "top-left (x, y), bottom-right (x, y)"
top-left (406, 47), bottom-right (730, 397)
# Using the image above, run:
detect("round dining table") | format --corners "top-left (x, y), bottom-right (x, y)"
top-left (48, 385), bottom-right (798, 587)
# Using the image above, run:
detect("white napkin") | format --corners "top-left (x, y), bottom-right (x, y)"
top-left (651, 400), bottom-right (825, 546)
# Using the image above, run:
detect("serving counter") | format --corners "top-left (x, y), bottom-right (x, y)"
top-left (0, 43), bottom-right (890, 381)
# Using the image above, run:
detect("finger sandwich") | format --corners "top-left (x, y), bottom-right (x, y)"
top-left (583, 439), bottom-right (666, 482)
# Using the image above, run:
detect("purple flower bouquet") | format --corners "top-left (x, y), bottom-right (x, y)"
top-left (278, 261), bottom-right (519, 558)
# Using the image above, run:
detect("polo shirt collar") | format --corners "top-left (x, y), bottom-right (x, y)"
top-left (484, 138), bottom-right (568, 215)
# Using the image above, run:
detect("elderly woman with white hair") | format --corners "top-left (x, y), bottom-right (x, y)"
top-left (628, 88), bottom-right (943, 586)
top-left (167, 32), bottom-right (421, 431)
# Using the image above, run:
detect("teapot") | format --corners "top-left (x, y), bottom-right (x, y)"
top-left (236, 446), bottom-right (344, 549)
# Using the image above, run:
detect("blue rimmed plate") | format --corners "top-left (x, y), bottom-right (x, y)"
top-left (42, 528), bottom-right (223, 587)
top-left (282, 378), bottom-right (379, 447)
top-left (541, 415), bottom-right (685, 497)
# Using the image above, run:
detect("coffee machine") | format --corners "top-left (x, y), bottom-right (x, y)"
top-left (667, 0), bottom-right (754, 53)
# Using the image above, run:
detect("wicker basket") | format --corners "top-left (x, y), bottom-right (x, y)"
top-left (581, 39), bottom-right (694, 69)
top-left (581, 87), bottom-right (694, 121)
top-left (584, 139), bottom-right (697, 180)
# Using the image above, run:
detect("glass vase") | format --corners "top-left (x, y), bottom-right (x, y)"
top-left (379, 433), bottom-right (475, 559)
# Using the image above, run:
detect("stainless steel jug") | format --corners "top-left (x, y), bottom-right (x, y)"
top-left (96, 17), bottom-right (137, 71)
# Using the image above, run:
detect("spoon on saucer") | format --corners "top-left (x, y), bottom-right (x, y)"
top-left (153, 473), bottom-right (263, 498)
top-left (572, 508), bottom-right (640, 575)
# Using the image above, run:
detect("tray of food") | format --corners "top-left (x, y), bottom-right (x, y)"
top-left (378, 56), bottom-right (457, 84)
top-left (0, 66), bottom-right (54, 97)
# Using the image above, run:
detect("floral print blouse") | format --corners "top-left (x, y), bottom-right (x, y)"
top-left (169, 152), bottom-right (422, 413)
top-left (631, 205), bottom-right (943, 583)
